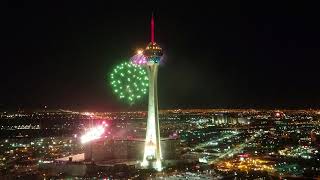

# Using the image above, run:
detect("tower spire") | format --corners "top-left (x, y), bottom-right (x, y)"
top-left (151, 13), bottom-right (155, 43)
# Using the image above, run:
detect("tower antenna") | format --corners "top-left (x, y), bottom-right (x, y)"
top-left (151, 12), bottom-right (155, 43)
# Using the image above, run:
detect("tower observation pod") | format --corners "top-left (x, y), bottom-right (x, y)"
top-left (141, 14), bottom-right (163, 171)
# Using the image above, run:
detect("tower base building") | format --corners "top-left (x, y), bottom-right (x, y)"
top-left (84, 138), bottom-right (179, 163)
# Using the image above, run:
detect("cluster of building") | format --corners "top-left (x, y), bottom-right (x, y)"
top-left (0, 137), bottom-right (81, 178)
top-left (0, 109), bottom-right (320, 178)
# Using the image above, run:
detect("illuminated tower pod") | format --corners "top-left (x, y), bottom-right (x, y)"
top-left (141, 15), bottom-right (163, 171)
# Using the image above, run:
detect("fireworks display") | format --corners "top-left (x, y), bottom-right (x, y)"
top-left (130, 50), bottom-right (147, 65)
top-left (80, 125), bottom-right (105, 144)
top-left (110, 61), bottom-right (148, 104)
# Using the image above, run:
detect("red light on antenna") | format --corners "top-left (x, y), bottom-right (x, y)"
top-left (151, 14), bottom-right (154, 43)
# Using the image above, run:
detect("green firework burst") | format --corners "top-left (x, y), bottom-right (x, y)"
top-left (110, 61), bottom-right (148, 104)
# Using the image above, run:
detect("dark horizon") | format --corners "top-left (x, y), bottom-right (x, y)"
top-left (2, 2), bottom-right (320, 111)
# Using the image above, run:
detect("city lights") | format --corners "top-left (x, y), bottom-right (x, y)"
top-left (2, 7), bottom-right (320, 179)
top-left (1, 109), bottom-right (320, 179)
top-left (216, 157), bottom-right (275, 173)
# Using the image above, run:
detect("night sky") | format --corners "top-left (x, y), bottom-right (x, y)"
top-left (2, 1), bottom-right (320, 111)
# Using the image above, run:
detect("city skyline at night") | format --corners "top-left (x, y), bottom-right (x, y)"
top-left (2, 1), bottom-right (320, 179)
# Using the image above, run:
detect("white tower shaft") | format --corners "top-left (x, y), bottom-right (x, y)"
top-left (142, 63), bottom-right (162, 170)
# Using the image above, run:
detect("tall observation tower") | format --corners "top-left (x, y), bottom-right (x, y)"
top-left (141, 14), bottom-right (163, 171)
